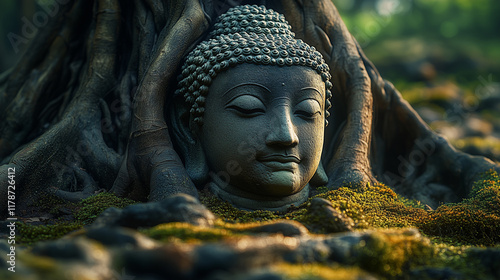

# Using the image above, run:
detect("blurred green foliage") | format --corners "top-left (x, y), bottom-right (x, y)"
top-left (336, 0), bottom-right (499, 40)
top-left (334, 0), bottom-right (500, 83)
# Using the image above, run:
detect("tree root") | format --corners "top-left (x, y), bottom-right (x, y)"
top-left (110, 0), bottom-right (209, 201)
top-left (0, 0), bottom-right (121, 218)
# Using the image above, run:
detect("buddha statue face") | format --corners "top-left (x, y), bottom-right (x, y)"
top-left (197, 63), bottom-right (325, 198)
top-left (173, 5), bottom-right (332, 210)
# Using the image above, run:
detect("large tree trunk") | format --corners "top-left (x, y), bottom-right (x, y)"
top-left (1, 0), bottom-right (498, 218)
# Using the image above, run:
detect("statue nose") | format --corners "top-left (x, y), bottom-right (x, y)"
top-left (265, 108), bottom-right (299, 147)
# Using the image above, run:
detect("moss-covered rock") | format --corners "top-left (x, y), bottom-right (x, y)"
top-left (355, 229), bottom-right (435, 278)
top-left (420, 170), bottom-right (500, 245)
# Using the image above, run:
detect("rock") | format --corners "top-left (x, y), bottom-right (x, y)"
top-left (465, 116), bottom-right (493, 137)
top-left (432, 121), bottom-right (465, 140)
top-left (120, 234), bottom-right (299, 280)
top-left (84, 226), bottom-right (157, 249)
top-left (91, 206), bottom-right (122, 227)
top-left (304, 198), bottom-right (354, 233)
top-left (0, 240), bottom-right (9, 270)
top-left (93, 193), bottom-right (215, 228)
top-left (122, 244), bottom-right (194, 280)
top-left (322, 232), bottom-right (364, 263)
top-left (415, 106), bottom-right (444, 123)
top-left (5, 218), bottom-right (497, 279)
top-left (193, 244), bottom-right (238, 276)
top-left (29, 237), bottom-right (115, 279)
top-left (477, 95), bottom-right (500, 112)
top-left (243, 220), bottom-right (309, 237)
top-left (468, 248), bottom-right (500, 279)
top-left (205, 269), bottom-right (285, 280)
top-left (205, 235), bottom-right (298, 270)
top-left (31, 239), bottom-right (94, 263)
top-left (285, 238), bottom-right (332, 263)
top-left (410, 267), bottom-right (465, 280)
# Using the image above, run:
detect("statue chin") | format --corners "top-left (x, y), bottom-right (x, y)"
top-left (207, 174), bottom-right (311, 212)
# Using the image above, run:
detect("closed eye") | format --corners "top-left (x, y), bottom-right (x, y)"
top-left (227, 105), bottom-right (265, 116)
top-left (296, 110), bottom-right (321, 119)
top-left (225, 94), bottom-right (266, 117)
top-left (295, 99), bottom-right (322, 120)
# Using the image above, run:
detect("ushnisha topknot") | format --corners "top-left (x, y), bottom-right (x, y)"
top-left (176, 5), bottom-right (332, 125)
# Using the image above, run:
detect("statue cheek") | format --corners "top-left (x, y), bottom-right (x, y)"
top-left (298, 128), bottom-right (324, 175)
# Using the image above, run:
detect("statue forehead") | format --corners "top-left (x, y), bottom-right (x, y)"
top-left (209, 64), bottom-right (325, 95)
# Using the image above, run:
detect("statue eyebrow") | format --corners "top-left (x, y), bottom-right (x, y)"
top-left (300, 87), bottom-right (324, 98)
top-left (222, 82), bottom-right (272, 97)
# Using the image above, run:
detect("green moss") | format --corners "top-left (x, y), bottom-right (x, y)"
top-left (34, 194), bottom-right (71, 216)
top-left (201, 171), bottom-right (500, 248)
top-left (432, 244), bottom-right (487, 278)
top-left (271, 263), bottom-right (373, 280)
top-left (141, 222), bottom-right (243, 243)
top-left (355, 229), bottom-right (435, 278)
top-left (12, 171), bottom-right (500, 279)
top-left (349, 230), bottom-right (489, 279)
top-left (313, 182), bottom-right (429, 229)
top-left (18, 192), bottom-right (137, 245)
top-left (419, 170), bottom-right (500, 246)
top-left (73, 192), bottom-right (137, 225)
top-left (142, 220), bottom-right (310, 243)
top-left (17, 222), bottom-right (83, 245)
top-left (199, 189), bottom-right (285, 223)
top-left (200, 182), bottom-right (427, 232)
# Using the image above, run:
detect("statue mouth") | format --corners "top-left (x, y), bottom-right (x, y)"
top-left (258, 154), bottom-right (300, 171)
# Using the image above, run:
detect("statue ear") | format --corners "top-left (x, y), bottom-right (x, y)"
top-left (169, 95), bottom-right (209, 186)
top-left (310, 159), bottom-right (328, 187)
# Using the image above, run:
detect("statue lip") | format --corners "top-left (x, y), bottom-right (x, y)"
top-left (258, 154), bottom-right (300, 163)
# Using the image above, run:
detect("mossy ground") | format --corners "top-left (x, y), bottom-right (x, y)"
top-left (195, 171), bottom-right (499, 279)
top-left (200, 170), bottom-right (500, 246)
top-left (420, 170), bottom-right (500, 245)
top-left (16, 192), bottom-right (137, 245)
top-left (12, 171), bottom-right (500, 279)
top-left (269, 263), bottom-right (372, 280)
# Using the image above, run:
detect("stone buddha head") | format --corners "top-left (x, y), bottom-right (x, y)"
top-left (171, 5), bottom-right (332, 211)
